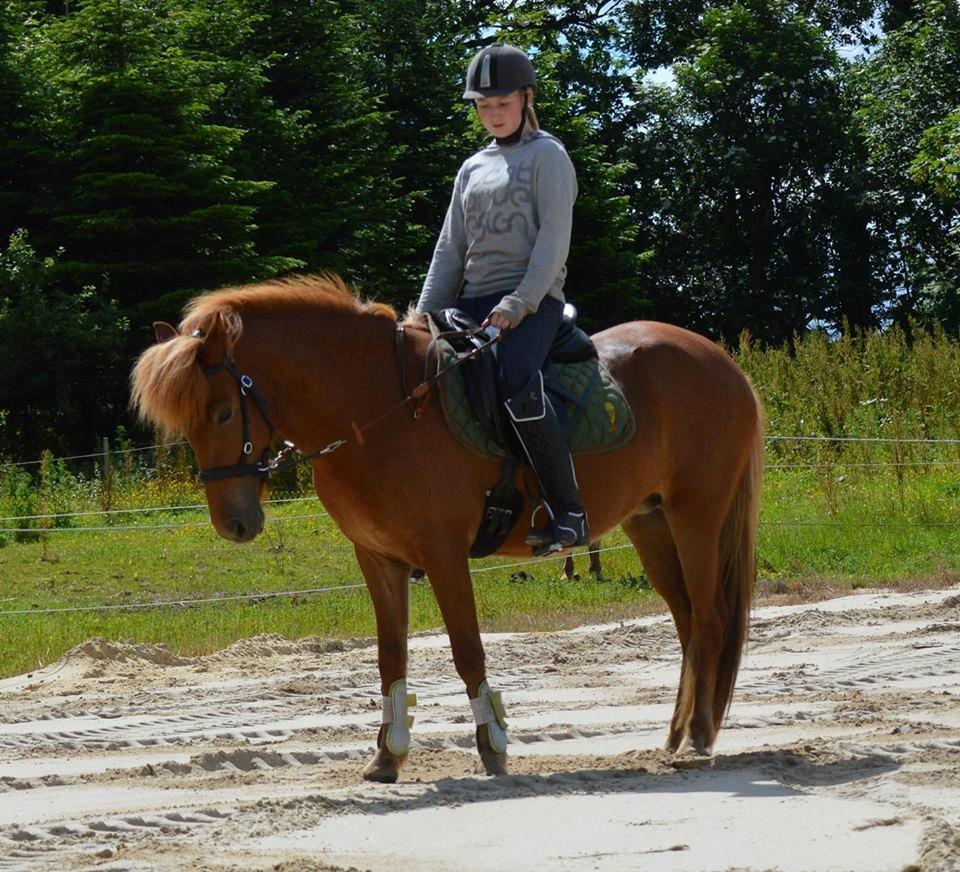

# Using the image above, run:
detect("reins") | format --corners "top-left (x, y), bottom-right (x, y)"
top-left (195, 324), bottom-right (502, 483)
top-left (350, 324), bottom-right (502, 443)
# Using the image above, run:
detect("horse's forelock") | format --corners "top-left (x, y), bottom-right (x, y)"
top-left (130, 331), bottom-right (210, 438)
top-left (181, 300), bottom-right (243, 346)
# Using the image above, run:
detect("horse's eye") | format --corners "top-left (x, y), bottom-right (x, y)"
top-left (216, 408), bottom-right (233, 425)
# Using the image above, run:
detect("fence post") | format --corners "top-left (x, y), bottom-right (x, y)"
top-left (102, 437), bottom-right (112, 514)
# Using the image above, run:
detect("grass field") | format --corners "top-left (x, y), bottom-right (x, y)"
top-left (0, 495), bottom-right (656, 679)
top-left (3, 460), bottom-right (960, 679)
top-left (5, 325), bottom-right (960, 678)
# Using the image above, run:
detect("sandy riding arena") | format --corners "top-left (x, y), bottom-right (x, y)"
top-left (1, 586), bottom-right (959, 871)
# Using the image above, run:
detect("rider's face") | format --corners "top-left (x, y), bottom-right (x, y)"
top-left (475, 90), bottom-right (528, 138)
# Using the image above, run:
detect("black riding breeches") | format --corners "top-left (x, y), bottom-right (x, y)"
top-left (458, 291), bottom-right (564, 399)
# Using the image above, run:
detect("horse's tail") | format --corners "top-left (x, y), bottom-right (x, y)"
top-left (714, 388), bottom-right (764, 727)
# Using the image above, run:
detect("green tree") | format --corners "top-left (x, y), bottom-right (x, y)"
top-left (33, 0), bottom-right (297, 322)
top-left (0, 3), bottom-right (51, 243)
top-left (621, 0), bottom-right (879, 67)
top-left (170, 0), bottom-right (408, 302)
top-left (855, 0), bottom-right (960, 327)
top-left (812, 63), bottom-right (889, 334)
top-left (348, 0), bottom-right (475, 305)
top-left (626, 0), bottom-right (850, 342)
top-left (0, 229), bottom-right (128, 457)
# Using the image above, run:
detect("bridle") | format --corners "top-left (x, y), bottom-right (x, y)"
top-left (197, 355), bottom-right (349, 484)
top-left (198, 358), bottom-right (277, 483)
top-left (193, 321), bottom-right (500, 484)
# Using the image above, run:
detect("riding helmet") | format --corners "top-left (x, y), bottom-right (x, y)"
top-left (463, 44), bottom-right (536, 99)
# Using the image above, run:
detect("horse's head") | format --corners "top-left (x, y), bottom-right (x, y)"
top-left (131, 309), bottom-right (268, 543)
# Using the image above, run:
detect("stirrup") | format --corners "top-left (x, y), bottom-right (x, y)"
top-left (524, 502), bottom-right (556, 548)
top-left (525, 503), bottom-right (589, 554)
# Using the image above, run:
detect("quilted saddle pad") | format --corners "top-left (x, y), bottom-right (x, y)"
top-left (434, 339), bottom-right (636, 462)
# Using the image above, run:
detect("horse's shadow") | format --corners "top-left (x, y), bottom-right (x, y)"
top-left (353, 748), bottom-right (900, 816)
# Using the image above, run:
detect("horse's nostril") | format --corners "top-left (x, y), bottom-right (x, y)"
top-left (229, 519), bottom-right (247, 540)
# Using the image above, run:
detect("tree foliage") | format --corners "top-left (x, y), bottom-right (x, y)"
top-left (0, 0), bottom-right (957, 457)
top-left (0, 230), bottom-right (128, 457)
top-left (625, 0), bottom-right (853, 342)
top-left (33, 0), bottom-right (297, 324)
top-left (854, 0), bottom-right (960, 327)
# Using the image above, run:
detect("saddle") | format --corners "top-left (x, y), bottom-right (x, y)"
top-left (427, 304), bottom-right (598, 447)
top-left (425, 305), bottom-right (633, 558)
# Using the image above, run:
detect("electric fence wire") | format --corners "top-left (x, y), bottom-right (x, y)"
top-left (5, 431), bottom-right (960, 471)
top-left (0, 441), bottom-right (186, 469)
top-left (4, 430), bottom-right (960, 615)
top-left (0, 542), bottom-right (640, 617)
top-left (0, 495), bottom-right (320, 523)
top-left (0, 511), bottom-right (326, 534)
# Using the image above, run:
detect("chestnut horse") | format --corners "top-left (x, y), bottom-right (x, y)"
top-left (131, 274), bottom-right (763, 781)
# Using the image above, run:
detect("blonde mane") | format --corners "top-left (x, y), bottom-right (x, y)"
top-left (400, 304), bottom-right (429, 330)
top-left (131, 273), bottom-right (396, 437)
top-left (181, 272), bottom-right (396, 330)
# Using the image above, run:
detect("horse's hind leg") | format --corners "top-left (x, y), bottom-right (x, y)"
top-left (666, 505), bottom-right (727, 756)
top-left (355, 546), bottom-right (411, 783)
top-left (422, 549), bottom-right (507, 776)
top-left (620, 512), bottom-right (691, 752)
top-left (588, 540), bottom-right (602, 577)
top-left (563, 541), bottom-right (602, 580)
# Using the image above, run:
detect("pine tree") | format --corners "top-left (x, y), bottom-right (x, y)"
top-left (175, 0), bottom-right (418, 303)
top-left (35, 0), bottom-right (298, 322)
top-left (349, 0), bottom-right (475, 305)
top-left (0, 3), bottom-right (49, 241)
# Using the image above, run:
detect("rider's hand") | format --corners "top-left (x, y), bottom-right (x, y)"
top-left (482, 311), bottom-right (512, 331)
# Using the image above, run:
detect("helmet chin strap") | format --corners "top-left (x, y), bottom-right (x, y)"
top-left (493, 92), bottom-right (529, 146)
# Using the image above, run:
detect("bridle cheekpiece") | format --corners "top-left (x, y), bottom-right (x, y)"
top-left (198, 355), bottom-right (275, 483)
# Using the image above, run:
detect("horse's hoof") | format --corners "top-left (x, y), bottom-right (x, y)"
top-left (476, 724), bottom-right (509, 776)
top-left (361, 748), bottom-right (405, 783)
top-left (477, 747), bottom-right (508, 776)
top-left (673, 734), bottom-right (714, 764)
top-left (687, 715), bottom-right (716, 757)
top-left (671, 751), bottom-right (714, 770)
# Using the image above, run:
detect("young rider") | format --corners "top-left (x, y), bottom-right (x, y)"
top-left (416, 43), bottom-right (589, 552)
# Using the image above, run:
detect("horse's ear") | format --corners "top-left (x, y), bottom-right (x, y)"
top-left (153, 321), bottom-right (178, 343)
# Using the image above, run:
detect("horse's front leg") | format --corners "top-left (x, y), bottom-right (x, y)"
top-left (423, 549), bottom-right (508, 776)
top-left (354, 545), bottom-right (411, 783)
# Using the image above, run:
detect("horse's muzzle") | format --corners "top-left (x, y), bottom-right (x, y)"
top-left (223, 504), bottom-right (264, 543)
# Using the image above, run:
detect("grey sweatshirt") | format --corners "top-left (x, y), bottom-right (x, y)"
top-left (416, 130), bottom-right (577, 327)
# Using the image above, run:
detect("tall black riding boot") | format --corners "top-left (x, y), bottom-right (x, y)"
top-left (504, 372), bottom-right (590, 552)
